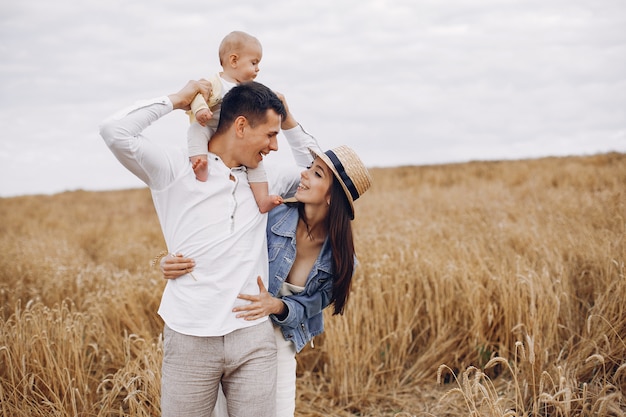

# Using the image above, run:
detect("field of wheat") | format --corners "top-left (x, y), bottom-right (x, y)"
top-left (1, 152), bottom-right (625, 416)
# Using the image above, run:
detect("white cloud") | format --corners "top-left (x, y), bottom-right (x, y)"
top-left (0, 0), bottom-right (625, 196)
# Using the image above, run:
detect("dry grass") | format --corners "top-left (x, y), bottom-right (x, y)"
top-left (1, 152), bottom-right (625, 416)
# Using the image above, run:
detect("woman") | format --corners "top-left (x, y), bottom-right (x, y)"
top-left (162, 112), bottom-right (372, 416)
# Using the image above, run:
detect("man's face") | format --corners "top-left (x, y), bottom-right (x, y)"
top-left (240, 109), bottom-right (281, 169)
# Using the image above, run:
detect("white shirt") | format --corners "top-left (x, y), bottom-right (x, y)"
top-left (99, 96), bottom-right (318, 336)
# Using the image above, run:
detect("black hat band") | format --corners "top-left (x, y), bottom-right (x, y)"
top-left (326, 149), bottom-right (360, 201)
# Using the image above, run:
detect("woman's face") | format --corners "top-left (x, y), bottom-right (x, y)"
top-left (295, 157), bottom-right (333, 206)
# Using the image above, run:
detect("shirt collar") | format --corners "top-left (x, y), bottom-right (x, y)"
top-left (207, 152), bottom-right (247, 173)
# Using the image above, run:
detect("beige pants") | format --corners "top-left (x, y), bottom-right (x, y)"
top-left (212, 325), bottom-right (297, 417)
top-left (161, 321), bottom-right (277, 417)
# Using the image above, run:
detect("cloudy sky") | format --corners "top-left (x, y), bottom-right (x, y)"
top-left (1, 0), bottom-right (625, 197)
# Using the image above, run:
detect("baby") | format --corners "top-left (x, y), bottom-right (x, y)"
top-left (187, 31), bottom-right (282, 213)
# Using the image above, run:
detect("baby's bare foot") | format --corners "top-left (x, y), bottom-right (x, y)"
top-left (192, 158), bottom-right (209, 182)
top-left (257, 195), bottom-right (283, 213)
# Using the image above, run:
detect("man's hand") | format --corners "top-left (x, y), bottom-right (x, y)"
top-left (160, 253), bottom-right (196, 280)
top-left (274, 91), bottom-right (298, 130)
top-left (169, 79), bottom-right (212, 111)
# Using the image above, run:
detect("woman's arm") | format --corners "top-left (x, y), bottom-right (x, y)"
top-left (232, 274), bottom-right (334, 326)
top-left (270, 279), bottom-right (334, 329)
top-left (232, 277), bottom-right (287, 321)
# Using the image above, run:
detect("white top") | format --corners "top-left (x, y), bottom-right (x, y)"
top-left (99, 96), bottom-right (318, 336)
top-left (278, 282), bottom-right (305, 297)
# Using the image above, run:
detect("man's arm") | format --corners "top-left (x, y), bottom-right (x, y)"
top-left (265, 124), bottom-right (320, 199)
top-left (283, 124), bottom-right (321, 166)
top-left (266, 93), bottom-right (322, 198)
top-left (168, 79), bottom-right (212, 111)
top-left (99, 80), bottom-right (212, 189)
top-left (277, 92), bottom-right (322, 165)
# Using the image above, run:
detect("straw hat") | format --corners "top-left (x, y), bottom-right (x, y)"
top-left (309, 145), bottom-right (372, 219)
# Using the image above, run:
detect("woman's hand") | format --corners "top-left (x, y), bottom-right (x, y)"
top-left (160, 253), bottom-right (196, 280)
top-left (233, 276), bottom-right (285, 321)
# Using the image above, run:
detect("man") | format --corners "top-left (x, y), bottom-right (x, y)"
top-left (99, 79), bottom-right (308, 417)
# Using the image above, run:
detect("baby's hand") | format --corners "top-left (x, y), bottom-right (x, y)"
top-left (195, 108), bottom-right (213, 126)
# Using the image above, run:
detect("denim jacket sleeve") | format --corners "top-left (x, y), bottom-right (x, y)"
top-left (271, 271), bottom-right (334, 329)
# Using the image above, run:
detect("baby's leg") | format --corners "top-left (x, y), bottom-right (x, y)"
top-left (250, 182), bottom-right (283, 213)
top-left (187, 120), bottom-right (212, 182)
top-left (191, 155), bottom-right (209, 182)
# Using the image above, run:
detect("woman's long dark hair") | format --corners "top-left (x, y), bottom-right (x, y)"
top-left (298, 178), bottom-right (355, 315)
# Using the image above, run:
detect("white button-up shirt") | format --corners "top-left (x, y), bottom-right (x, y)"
top-left (99, 96), bottom-right (318, 336)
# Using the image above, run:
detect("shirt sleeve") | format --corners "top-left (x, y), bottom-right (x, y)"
top-left (266, 124), bottom-right (322, 198)
top-left (283, 124), bottom-right (322, 166)
top-left (99, 96), bottom-right (188, 190)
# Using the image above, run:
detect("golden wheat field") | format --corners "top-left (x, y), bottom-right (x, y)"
top-left (1, 152), bottom-right (625, 416)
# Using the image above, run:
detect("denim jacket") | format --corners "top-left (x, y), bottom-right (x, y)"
top-left (267, 204), bottom-right (335, 353)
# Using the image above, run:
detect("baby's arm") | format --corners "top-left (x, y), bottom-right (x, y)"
top-left (190, 83), bottom-right (213, 126)
top-left (195, 109), bottom-right (212, 126)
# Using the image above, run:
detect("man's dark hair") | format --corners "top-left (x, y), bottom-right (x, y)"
top-left (215, 82), bottom-right (286, 134)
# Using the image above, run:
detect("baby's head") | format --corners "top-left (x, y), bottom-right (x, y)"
top-left (219, 31), bottom-right (262, 84)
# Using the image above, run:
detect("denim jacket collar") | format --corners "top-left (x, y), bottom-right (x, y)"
top-left (270, 205), bottom-right (333, 276)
